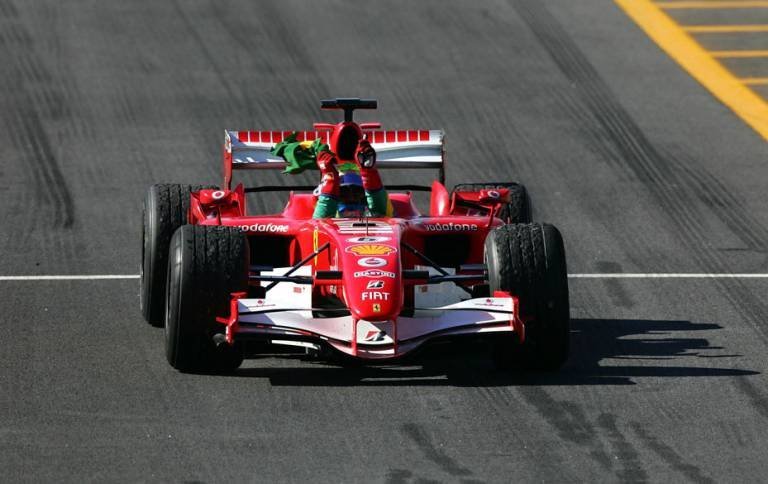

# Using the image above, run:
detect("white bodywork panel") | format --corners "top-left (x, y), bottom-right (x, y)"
top-left (236, 295), bottom-right (515, 359)
top-left (252, 266), bottom-right (313, 310)
top-left (413, 266), bottom-right (470, 308)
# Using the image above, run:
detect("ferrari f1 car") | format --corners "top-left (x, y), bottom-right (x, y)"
top-left (140, 98), bottom-right (569, 373)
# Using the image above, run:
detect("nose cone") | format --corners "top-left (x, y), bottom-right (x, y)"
top-left (341, 244), bottom-right (402, 321)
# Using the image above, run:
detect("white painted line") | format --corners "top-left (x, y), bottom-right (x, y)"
top-left (1, 273), bottom-right (768, 281)
top-left (0, 275), bottom-right (140, 281)
top-left (568, 273), bottom-right (768, 278)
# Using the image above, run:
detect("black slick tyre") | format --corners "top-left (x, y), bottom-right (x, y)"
top-left (452, 182), bottom-right (532, 223)
top-left (484, 223), bottom-right (569, 370)
top-left (165, 225), bottom-right (248, 373)
top-left (140, 183), bottom-right (214, 326)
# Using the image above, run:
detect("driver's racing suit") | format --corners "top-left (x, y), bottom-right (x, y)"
top-left (312, 151), bottom-right (392, 219)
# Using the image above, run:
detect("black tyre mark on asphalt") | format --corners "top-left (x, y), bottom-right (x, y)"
top-left (511, 0), bottom-right (768, 466)
top-left (733, 377), bottom-right (768, 421)
top-left (511, 0), bottom-right (768, 349)
top-left (0, 0), bottom-right (75, 235)
top-left (386, 468), bottom-right (483, 484)
top-left (631, 422), bottom-right (715, 483)
top-left (170, 0), bottom-right (244, 115)
top-left (669, 148), bottom-right (768, 253)
top-left (516, 386), bottom-right (614, 472)
top-left (386, 469), bottom-right (414, 484)
top-left (596, 261), bottom-right (636, 309)
top-left (401, 423), bottom-right (473, 478)
top-left (597, 413), bottom-right (649, 482)
top-left (471, 385), bottom-right (580, 482)
top-left (169, 0), bottom-right (336, 214)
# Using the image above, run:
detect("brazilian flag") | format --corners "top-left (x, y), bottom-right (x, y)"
top-left (270, 132), bottom-right (331, 175)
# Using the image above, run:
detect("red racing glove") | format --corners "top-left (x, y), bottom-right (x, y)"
top-left (356, 137), bottom-right (383, 191)
top-left (316, 150), bottom-right (339, 198)
top-left (356, 136), bottom-right (376, 168)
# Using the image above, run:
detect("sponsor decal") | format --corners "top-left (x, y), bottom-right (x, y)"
top-left (346, 236), bottom-right (391, 243)
top-left (362, 291), bottom-right (390, 301)
top-left (474, 298), bottom-right (506, 308)
top-left (254, 299), bottom-right (276, 308)
top-left (313, 228), bottom-right (319, 265)
top-left (423, 222), bottom-right (479, 232)
top-left (238, 223), bottom-right (289, 233)
top-left (488, 190), bottom-right (500, 199)
top-left (212, 190), bottom-right (226, 200)
top-left (345, 244), bottom-right (396, 256)
top-left (334, 219), bottom-right (393, 234)
top-left (367, 280), bottom-right (385, 289)
top-left (373, 303), bottom-right (381, 312)
top-left (363, 330), bottom-right (386, 342)
top-left (357, 257), bottom-right (387, 268)
top-left (354, 270), bottom-right (396, 278)
top-left (224, 131), bottom-right (232, 153)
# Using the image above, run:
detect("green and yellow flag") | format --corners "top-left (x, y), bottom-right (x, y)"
top-left (270, 132), bottom-right (331, 175)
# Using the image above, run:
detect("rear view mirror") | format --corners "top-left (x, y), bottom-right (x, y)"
top-left (478, 188), bottom-right (511, 205)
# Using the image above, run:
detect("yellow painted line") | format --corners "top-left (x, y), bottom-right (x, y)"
top-left (616, 0), bottom-right (768, 140)
top-left (657, 1), bottom-right (768, 8)
top-left (712, 50), bottom-right (768, 57)
top-left (742, 77), bottom-right (768, 85)
top-left (684, 24), bottom-right (768, 32)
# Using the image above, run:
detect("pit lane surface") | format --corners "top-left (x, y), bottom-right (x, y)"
top-left (2, 0), bottom-right (768, 482)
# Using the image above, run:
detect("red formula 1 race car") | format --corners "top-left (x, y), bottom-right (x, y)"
top-left (140, 98), bottom-right (569, 373)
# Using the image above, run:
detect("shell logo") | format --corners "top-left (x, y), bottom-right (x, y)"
top-left (345, 244), bottom-right (396, 256)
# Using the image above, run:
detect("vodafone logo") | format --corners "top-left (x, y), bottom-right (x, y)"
top-left (238, 223), bottom-right (289, 233)
top-left (423, 223), bottom-right (479, 232)
top-left (212, 190), bottom-right (226, 200)
top-left (357, 257), bottom-right (387, 268)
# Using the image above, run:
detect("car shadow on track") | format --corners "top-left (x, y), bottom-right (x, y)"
top-left (227, 318), bottom-right (758, 386)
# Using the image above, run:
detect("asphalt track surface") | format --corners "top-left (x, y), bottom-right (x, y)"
top-left (2, 0), bottom-right (768, 482)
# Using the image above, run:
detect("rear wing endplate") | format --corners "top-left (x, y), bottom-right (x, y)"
top-left (223, 129), bottom-right (444, 188)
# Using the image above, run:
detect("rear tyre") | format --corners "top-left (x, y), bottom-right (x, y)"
top-left (140, 183), bottom-right (214, 326)
top-left (165, 225), bottom-right (248, 373)
top-left (452, 182), bottom-right (532, 223)
top-left (484, 223), bottom-right (569, 370)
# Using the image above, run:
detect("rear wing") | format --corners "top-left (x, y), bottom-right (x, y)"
top-left (223, 129), bottom-right (444, 188)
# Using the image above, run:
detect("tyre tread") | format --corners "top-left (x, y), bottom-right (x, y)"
top-left (166, 225), bottom-right (248, 372)
top-left (485, 223), bottom-right (569, 370)
top-left (141, 183), bottom-right (214, 325)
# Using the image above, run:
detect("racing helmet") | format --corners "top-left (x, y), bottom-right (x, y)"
top-left (338, 170), bottom-right (366, 217)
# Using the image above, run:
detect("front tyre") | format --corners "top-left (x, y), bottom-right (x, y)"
top-left (165, 225), bottom-right (248, 373)
top-left (484, 223), bottom-right (569, 370)
top-left (140, 183), bottom-right (214, 326)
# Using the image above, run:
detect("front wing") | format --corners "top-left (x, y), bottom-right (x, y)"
top-left (217, 295), bottom-right (523, 359)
